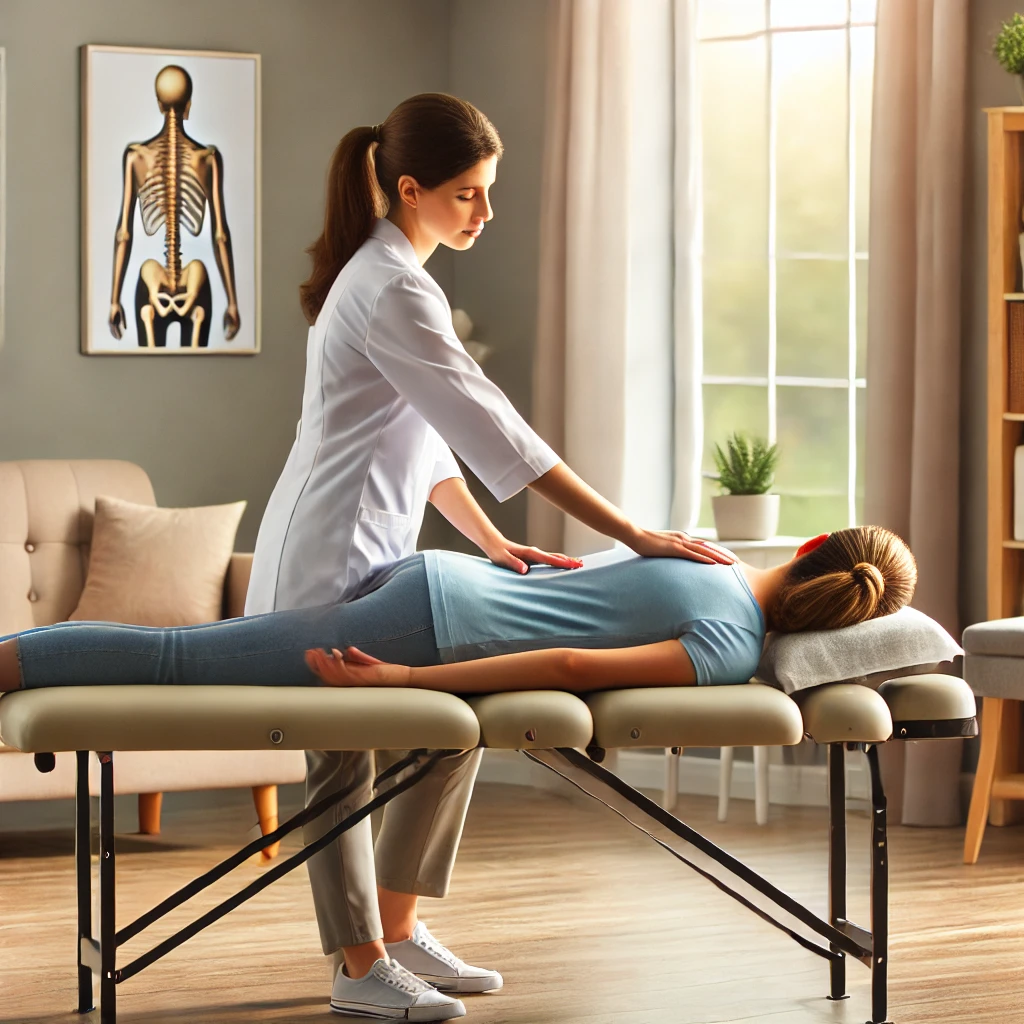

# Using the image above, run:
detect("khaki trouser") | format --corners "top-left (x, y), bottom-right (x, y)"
top-left (303, 746), bottom-right (483, 953)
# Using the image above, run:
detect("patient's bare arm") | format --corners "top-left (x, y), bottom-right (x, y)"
top-left (306, 639), bottom-right (696, 693)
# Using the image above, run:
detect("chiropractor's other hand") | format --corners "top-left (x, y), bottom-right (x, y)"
top-left (629, 528), bottom-right (736, 565)
top-left (305, 647), bottom-right (411, 687)
top-left (484, 537), bottom-right (584, 575)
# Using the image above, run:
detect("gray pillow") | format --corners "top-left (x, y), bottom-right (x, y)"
top-left (755, 606), bottom-right (963, 695)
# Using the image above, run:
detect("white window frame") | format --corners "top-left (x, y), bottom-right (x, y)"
top-left (699, 0), bottom-right (876, 529)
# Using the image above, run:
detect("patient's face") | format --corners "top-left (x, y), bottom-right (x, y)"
top-left (419, 156), bottom-right (497, 252)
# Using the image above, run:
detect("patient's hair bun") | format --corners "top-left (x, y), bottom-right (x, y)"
top-left (851, 562), bottom-right (885, 603)
top-left (772, 526), bottom-right (916, 632)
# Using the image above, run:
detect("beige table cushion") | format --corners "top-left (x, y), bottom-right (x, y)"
top-left (877, 674), bottom-right (976, 725)
top-left (0, 686), bottom-right (480, 753)
top-left (586, 683), bottom-right (804, 749)
top-left (70, 496), bottom-right (246, 627)
top-left (795, 684), bottom-right (893, 744)
top-left (469, 691), bottom-right (593, 749)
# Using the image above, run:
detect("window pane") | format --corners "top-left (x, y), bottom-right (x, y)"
top-left (700, 0), bottom-right (766, 39)
top-left (703, 260), bottom-right (769, 376)
top-left (771, 0), bottom-right (847, 28)
top-left (852, 26), bottom-right (875, 252)
top-left (851, 0), bottom-right (878, 22)
top-left (702, 39), bottom-right (768, 258)
top-left (776, 258), bottom-right (849, 378)
top-left (698, 384), bottom-right (769, 528)
top-left (856, 257), bottom-right (868, 378)
top-left (779, 494), bottom-right (849, 536)
top-left (775, 29), bottom-right (848, 255)
top-left (856, 385), bottom-right (866, 524)
top-left (775, 385), bottom-right (850, 533)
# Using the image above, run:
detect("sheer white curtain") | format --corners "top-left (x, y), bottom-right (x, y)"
top-left (528, 0), bottom-right (703, 554)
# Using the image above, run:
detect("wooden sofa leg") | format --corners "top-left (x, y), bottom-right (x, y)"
top-left (253, 784), bottom-right (280, 860)
top-left (964, 697), bottom-right (1004, 864)
top-left (138, 792), bottom-right (163, 835)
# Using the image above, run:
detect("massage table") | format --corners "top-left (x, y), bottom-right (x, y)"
top-left (0, 668), bottom-right (976, 1024)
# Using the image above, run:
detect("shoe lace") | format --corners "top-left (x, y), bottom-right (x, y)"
top-left (375, 958), bottom-right (435, 995)
top-left (414, 925), bottom-right (462, 970)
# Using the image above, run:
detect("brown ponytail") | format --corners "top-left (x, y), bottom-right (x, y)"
top-left (299, 93), bottom-right (503, 325)
top-left (771, 526), bottom-right (917, 633)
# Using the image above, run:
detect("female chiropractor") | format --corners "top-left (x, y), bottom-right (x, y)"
top-left (245, 92), bottom-right (734, 1021)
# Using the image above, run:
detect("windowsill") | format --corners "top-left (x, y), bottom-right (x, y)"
top-left (690, 527), bottom-right (810, 550)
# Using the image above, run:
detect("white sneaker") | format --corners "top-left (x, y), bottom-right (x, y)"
top-left (330, 956), bottom-right (466, 1020)
top-left (385, 922), bottom-right (503, 994)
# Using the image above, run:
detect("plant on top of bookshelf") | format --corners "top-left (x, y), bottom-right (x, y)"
top-left (994, 13), bottom-right (1024, 103)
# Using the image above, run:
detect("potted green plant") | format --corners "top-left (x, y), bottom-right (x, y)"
top-left (994, 13), bottom-right (1024, 104)
top-left (710, 432), bottom-right (780, 541)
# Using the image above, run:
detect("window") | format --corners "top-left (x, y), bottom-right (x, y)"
top-left (697, 0), bottom-right (877, 536)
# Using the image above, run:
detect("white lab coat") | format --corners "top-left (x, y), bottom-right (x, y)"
top-left (246, 218), bottom-right (559, 614)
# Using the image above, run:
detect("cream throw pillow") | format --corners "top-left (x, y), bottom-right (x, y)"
top-left (70, 495), bottom-right (246, 627)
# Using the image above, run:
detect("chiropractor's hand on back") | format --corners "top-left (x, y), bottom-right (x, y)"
top-left (629, 529), bottom-right (736, 565)
top-left (484, 537), bottom-right (583, 575)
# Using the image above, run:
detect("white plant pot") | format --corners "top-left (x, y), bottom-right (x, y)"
top-left (711, 494), bottom-right (780, 541)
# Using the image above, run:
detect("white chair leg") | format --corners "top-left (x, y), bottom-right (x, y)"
top-left (754, 746), bottom-right (769, 825)
top-left (662, 747), bottom-right (679, 810)
top-left (718, 747), bottom-right (734, 822)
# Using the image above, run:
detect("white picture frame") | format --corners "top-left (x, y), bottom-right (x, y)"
top-left (81, 45), bottom-right (261, 355)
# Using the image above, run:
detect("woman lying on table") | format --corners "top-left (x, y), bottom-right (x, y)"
top-left (0, 526), bottom-right (916, 695)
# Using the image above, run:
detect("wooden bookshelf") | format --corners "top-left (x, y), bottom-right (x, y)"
top-left (986, 109), bottom-right (1024, 619)
top-left (984, 108), bottom-right (1024, 827)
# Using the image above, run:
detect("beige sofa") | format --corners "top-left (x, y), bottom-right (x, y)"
top-left (0, 459), bottom-right (306, 847)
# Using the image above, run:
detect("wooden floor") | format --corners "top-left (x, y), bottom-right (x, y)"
top-left (3, 774), bottom-right (1024, 1024)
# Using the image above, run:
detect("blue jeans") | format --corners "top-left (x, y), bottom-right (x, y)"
top-left (9, 554), bottom-right (440, 689)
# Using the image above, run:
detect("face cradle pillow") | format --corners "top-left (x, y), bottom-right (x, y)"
top-left (755, 606), bottom-right (963, 695)
top-left (69, 495), bottom-right (247, 627)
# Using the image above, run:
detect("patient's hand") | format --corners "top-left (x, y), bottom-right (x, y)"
top-left (305, 647), bottom-right (412, 687)
top-left (630, 529), bottom-right (736, 565)
top-left (484, 537), bottom-right (584, 575)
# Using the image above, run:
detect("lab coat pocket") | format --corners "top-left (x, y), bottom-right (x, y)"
top-left (357, 506), bottom-right (413, 531)
top-left (353, 505), bottom-right (416, 576)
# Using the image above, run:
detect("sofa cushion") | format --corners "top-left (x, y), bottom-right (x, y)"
top-left (0, 460), bottom-right (156, 632)
top-left (69, 496), bottom-right (246, 627)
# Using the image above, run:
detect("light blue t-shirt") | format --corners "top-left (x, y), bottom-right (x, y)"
top-left (422, 547), bottom-right (765, 686)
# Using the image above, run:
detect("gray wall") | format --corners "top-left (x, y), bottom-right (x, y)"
top-left (962, 2), bottom-right (1023, 627)
top-left (0, 0), bottom-right (452, 549)
top-left (417, 0), bottom-right (551, 552)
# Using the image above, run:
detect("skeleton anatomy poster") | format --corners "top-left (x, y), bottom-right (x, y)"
top-left (81, 46), bottom-right (261, 355)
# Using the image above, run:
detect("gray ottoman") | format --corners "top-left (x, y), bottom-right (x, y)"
top-left (963, 617), bottom-right (1024, 863)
